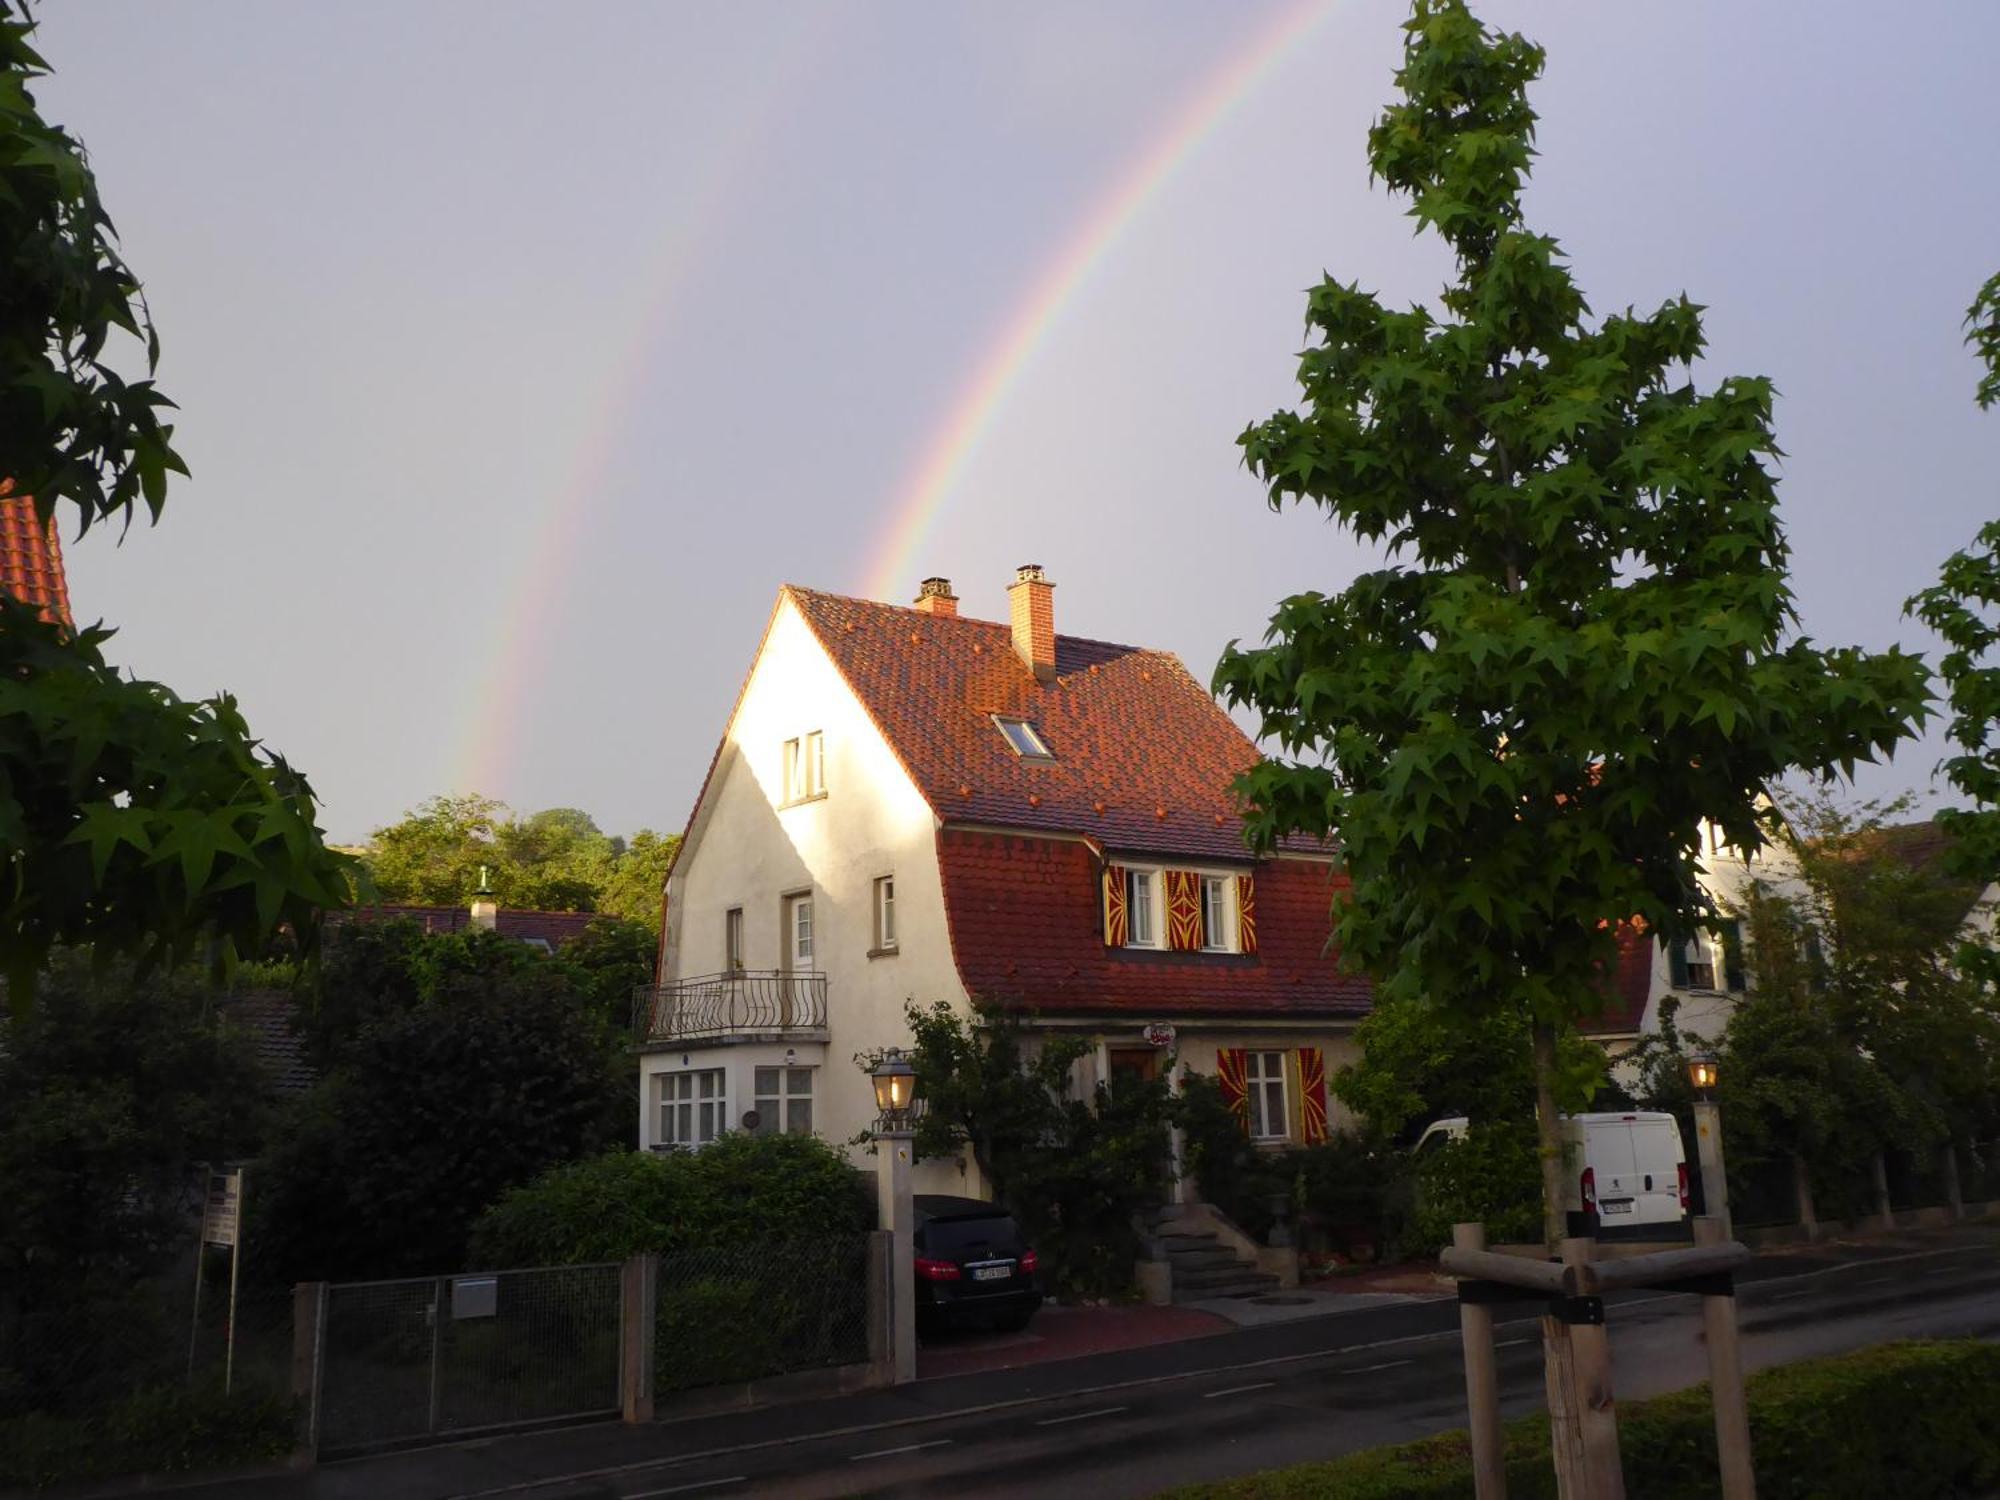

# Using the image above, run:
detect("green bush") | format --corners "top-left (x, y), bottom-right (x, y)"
top-left (1158, 1340), bottom-right (2000, 1500)
top-left (469, 1134), bottom-right (872, 1267)
top-left (1408, 1121), bottom-right (1542, 1253)
top-left (0, 1380), bottom-right (294, 1491)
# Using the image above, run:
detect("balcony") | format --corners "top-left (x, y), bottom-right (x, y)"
top-left (633, 970), bottom-right (829, 1046)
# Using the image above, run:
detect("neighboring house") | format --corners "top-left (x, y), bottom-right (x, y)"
top-left (642, 568), bottom-right (1368, 1196)
top-left (328, 901), bottom-right (600, 955)
top-left (0, 485), bottom-right (72, 626)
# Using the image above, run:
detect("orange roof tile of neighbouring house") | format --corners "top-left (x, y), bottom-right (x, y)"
top-left (0, 486), bottom-right (72, 627)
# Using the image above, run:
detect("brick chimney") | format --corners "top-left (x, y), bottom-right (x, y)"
top-left (913, 576), bottom-right (958, 617)
top-left (1007, 564), bottom-right (1055, 680)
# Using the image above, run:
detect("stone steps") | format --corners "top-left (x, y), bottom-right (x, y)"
top-left (1149, 1214), bottom-right (1280, 1302)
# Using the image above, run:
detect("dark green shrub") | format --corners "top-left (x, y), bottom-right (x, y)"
top-left (470, 1134), bottom-right (871, 1268)
top-left (1409, 1121), bottom-right (1542, 1252)
top-left (1159, 1340), bottom-right (2000, 1500)
top-left (0, 1380), bottom-right (293, 1491)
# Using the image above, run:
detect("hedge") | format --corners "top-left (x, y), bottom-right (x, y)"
top-left (0, 1380), bottom-right (294, 1492)
top-left (1159, 1340), bottom-right (2000, 1500)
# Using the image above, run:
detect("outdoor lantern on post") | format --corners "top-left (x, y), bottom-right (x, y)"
top-left (869, 1049), bottom-right (923, 1384)
top-left (1687, 1051), bottom-right (1731, 1239)
top-left (870, 1050), bottom-right (922, 1136)
top-left (1688, 1052), bottom-right (1719, 1097)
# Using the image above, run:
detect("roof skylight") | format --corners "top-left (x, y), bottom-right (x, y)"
top-left (993, 715), bottom-right (1053, 760)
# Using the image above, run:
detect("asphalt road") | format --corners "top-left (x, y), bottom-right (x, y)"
top-left (426, 1234), bottom-right (2000, 1500)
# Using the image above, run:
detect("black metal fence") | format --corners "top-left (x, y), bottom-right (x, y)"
top-left (654, 1236), bottom-right (873, 1394)
top-left (313, 1263), bottom-right (623, 1455)
top-left (633, 971), bottom-right (828, 1043)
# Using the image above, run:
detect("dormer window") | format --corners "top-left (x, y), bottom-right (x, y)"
top-left (993, 716), bottom-right (1053, 760)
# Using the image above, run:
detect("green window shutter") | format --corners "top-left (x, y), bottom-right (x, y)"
top-left (1722, 921), bottom-right (1746, 992)
top-left (1666, 935), bottom-right (1689, 989)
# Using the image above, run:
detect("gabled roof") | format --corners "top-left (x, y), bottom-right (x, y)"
top-left (786, 586), bottom-right (1268, 861)
top-left (0, 488), bottom-right (71, 627)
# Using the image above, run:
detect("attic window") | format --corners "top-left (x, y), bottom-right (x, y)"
top-left (993, 716), bottom-right (1053, 759)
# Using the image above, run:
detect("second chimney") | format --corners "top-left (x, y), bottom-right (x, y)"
top-left (1008, 564), bottom-right (1055, 680)
top-left (913, 576), bottom-right (958, 617)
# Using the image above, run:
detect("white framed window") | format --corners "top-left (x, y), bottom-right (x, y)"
top-left (1200, 875), bottom-right (1234, 952)
top-left (873, 875), bottom-right (897, 952)
top-left (1125, 868), bottom-right (1159, 948)
top-left (786, 894), bottom-right (814, 969)
top-left (783, 731), bottom-right (825, 802)
top-left (725, 907), bottom-right (744, 972)
top-left (1245, 1051), bottom-right (1288, 1141)
top-left (659, 1069), bottom-right (726, 1147)
top-left (752, 1066), bottom-right (815, 1136)
top-left (993, 715), bottom-right (1053, 759)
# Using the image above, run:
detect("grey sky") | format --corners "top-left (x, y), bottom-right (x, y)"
top-left (33, 2), bottom-right (2000, 844)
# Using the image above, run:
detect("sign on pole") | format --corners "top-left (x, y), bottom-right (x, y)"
top-left (188, 1167), bottom-right (247, 1392)
top-left (203, 1170), bottom-right (242, 1248)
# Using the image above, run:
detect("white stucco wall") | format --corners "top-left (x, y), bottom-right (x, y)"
top-left (642, 594), bottom-right (973, 1191)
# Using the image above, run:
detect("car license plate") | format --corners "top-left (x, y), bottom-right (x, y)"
top-left (1600, 1200), bottom-right (1633, 1215)
top-left (972, 1263), bottom-right (1013, 1281)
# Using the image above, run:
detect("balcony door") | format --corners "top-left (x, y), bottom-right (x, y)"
top-left (782, 892), bottom-right (814, 1027)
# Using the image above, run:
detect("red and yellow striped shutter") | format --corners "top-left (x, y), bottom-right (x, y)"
top-left (1298, 1047), bottom-right (1329, 1145)
top-left (1165, 870), bottom-right (1203, 950)
top-left (1103, 864), bottom-right (1127, 947)
top-left (1215, 1048), bottom-right (1249, 1132)
top-left (1236, 874), bottom-right (1257, 954)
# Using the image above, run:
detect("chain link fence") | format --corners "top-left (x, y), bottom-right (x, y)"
top-left (654, 1236), bottom-right (873, 1395)
top-left (315, 1263), bottom-right (622, 1455)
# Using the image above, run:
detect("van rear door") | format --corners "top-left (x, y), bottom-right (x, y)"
top-left (1626, 1117), bottom-right (1687, 1227)
top-left (1587, 1120), bottom-right (1642, 1221)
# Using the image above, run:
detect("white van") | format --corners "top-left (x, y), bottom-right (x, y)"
top-left (1413, 1111), bottom-right (1690, 1237)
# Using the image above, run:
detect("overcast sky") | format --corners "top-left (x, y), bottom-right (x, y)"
top-left (34, 1), bottom-right (2000, 844)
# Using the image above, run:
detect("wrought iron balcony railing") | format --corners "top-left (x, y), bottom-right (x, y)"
top-left (633, 970), bottom-right (828, 1044)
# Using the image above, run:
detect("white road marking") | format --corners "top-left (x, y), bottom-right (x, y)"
top-left (1202, 1382), bottom-right (1277, 1399)
top-left (1347, 1359), bottom-right (1412, 1373)
top-left (1035, 1406), bottom-right (1129, 1425)
top-left (848, 1438), bottom-right (953, 1462)
top-left (1773, 1289), bottom-right (1814, 1300)
top-left (1496, 1337), bottom-right (1534, 1348)
top-left (626, 1480), bottom-right (746, 1499)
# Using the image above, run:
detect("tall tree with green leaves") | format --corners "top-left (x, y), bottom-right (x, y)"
top-left (1216, 0), bottom-right (1929, 1247)
top-left (1, 3), bottom-right (352, 1003)
top-left (1906, 270), bottom-right (2000, 950)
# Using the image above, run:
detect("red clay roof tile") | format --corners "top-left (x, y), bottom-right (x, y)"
top-left (788, 585), bottom-right (1267, 861)
top-left (937, 827), bottom-right (1370, 1018)
top-left (0, 488), bottom-right (72, 627)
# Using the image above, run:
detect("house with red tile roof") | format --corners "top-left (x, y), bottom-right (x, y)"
top-left (641, 567), bottom-right (1370, 1196)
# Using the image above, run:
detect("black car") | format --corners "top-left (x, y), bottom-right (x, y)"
top-left (913, 1195), bottom-right (1042, 1335)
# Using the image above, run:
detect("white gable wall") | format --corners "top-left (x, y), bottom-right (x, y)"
top-left (649, 593), bottom-right (975, 1191)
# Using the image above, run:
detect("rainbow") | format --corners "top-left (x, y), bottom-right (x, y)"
top-left (452, 12), bottom-right (837, 801)
top-left (862, 0), bottom-right (1340, 604)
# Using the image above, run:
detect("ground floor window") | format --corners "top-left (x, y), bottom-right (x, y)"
top-left (659, 1068), bottom-right (726, 1147)
top-left (753, 1066), bottom-right (814, 1135)
top-left (1245, 1050), bottom-right (1288, 1140)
